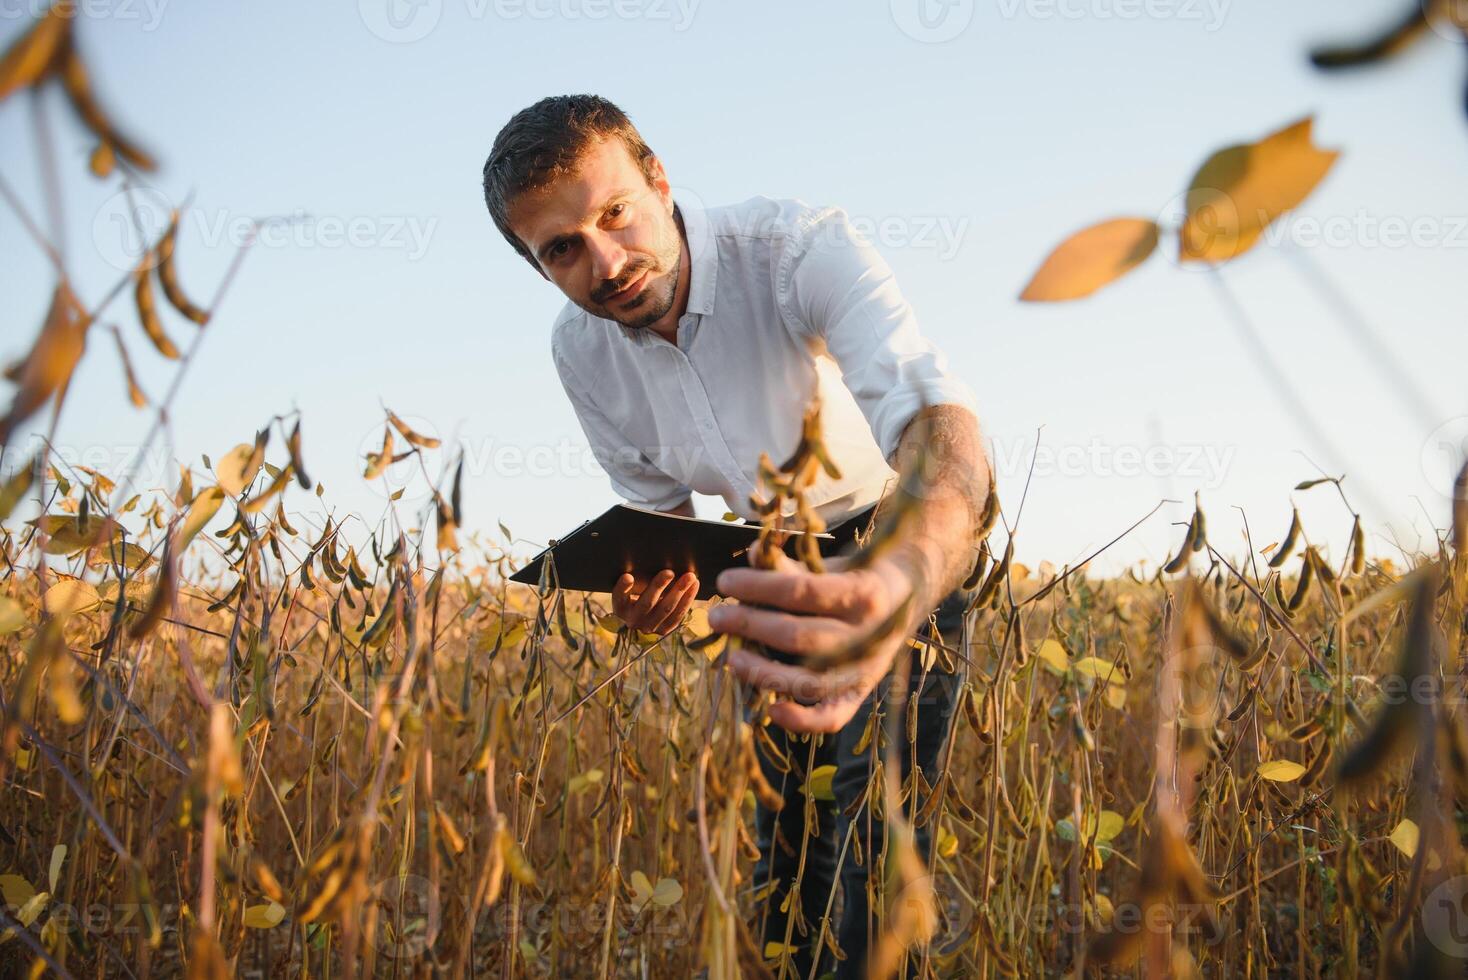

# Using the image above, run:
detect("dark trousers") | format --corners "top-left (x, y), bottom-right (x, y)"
top-left (751, 506), bottom-right (967, 980)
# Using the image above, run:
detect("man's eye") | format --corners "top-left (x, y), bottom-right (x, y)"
top-left (608, 204), bottom-right (626, 219)
top-left (550, 241), bottom-right (571, 258)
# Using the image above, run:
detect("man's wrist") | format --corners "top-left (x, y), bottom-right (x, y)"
top-left (879, 534), bottom-right (949, 627)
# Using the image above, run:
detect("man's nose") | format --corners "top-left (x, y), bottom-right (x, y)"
top-left (586, 231), bottom-right (628, 284)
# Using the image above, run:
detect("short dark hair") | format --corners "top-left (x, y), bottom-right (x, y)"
top-left (482, 94), bottom-right (659, 268)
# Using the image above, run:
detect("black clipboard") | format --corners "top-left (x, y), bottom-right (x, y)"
top-left (508, 503), bottom-right (834, 600)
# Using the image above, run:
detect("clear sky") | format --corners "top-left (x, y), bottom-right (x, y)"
top-left (2, 0), bottom-right (1465, 575)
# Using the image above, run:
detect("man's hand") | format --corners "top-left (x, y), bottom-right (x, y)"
top-left (713, 404), bottom-right (990, 735)
top-left (612, 570), bottom-right (699, 635)
top-left (709, 544), bottom-right (914, 734)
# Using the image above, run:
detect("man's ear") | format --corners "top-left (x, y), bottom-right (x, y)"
top-left (647, 154), bottom-right (674, 212)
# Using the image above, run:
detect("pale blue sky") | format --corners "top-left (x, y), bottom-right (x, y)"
top-left (2, 0), bottom-right (1465, 574)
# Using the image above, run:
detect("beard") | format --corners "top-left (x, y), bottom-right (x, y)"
top-left (586, 214), bottom-right (684, 331)
top-left (605, 249), bottom-right (680, 330)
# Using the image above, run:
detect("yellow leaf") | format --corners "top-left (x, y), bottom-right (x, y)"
top-left (804, 764), bottom-right (836, 802)
top-left (215, 443), bottom-right (261, 497)
top-left (178, 487), bottom-right (225, 550)
top-left (1095, 810), bottom-right (1125, 843)
top-left (764, 942), bottom-right (798, 959)
top-left (498, 825), bottom-right (537, 887)
top-left (38, 515), bottom-right (121, 554)
top-left (685, 606), bottom-right (711, 638)
top-left (936, 825), bottom-right (958, 859)
top-left (242, 901), bottom-right (285, 929)
top-left (1179, 116), bottom-right (1340, 263)
top-left (0, 875), bottom-right (36, 909)
top-left (1020, 218), bottom-right (1159, 301)
top-left (1257, 760), bottom-right (1306, 782)
top-left (1072, 656), bottom-right (1123, 686)
top-left (0, 596), bottom-right (24, 634)
top-left (12, 890), bottom-right (48, 928)
top-left (650, 877), bottom-right (682, 907)
top-left (483, 619), bottom-right (527, 652)
top-left (1388, 819), bottom-right (1418, 858)
top-left (43, 577), bottom-right (100, 616)
top-left (629, 870), bottom-right (654, 912)
top-left (697, 634), bottom-right (728, 661)
top-left (1035, 638), bottom-right (1069, 675)
top-left (1105, 684), bottom-right (1127, 710)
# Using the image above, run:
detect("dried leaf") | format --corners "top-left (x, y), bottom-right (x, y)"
top-left (155, 212), bottom-right (210, 325)
top-left (178, 486), bottom-right (225, 549)
top-left (1, 284), bottom-right (89, 445)
top-left (387, 410), bottom-right (440, 448)
top-left (0, 596), bottom-right (24, 634)
top-left (56, 43), bottom-right (156, 171)
top-left (242, 902), bottom-right (285, 929)
top-left (107, 324), bottom-right (148, 407)
top-left (43, 576), bottom-right (100, 616)
top-left (0, 5), bottom-right (70, 103)
top-left (1020, 218), bottom-right (1159, 301)
top-left (1180, 116), bottom-right (1339, 263)
top-left (1257, 759), bottom-right (1306, 782)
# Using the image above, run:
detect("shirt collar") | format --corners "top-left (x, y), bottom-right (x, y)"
top-left (613, 191), bottom-right (716, 346)
top-left (676, 191), bottom-right (717, 318)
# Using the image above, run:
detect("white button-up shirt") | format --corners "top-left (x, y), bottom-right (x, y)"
top-left (550, 193), bottom-right (979, 527)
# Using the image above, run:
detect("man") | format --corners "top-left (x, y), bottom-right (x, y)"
top-left (483, 94), bottom-right (990, 978)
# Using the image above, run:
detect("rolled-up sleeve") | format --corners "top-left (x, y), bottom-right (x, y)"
top-left (776, 206), bottom-right (979, 460)
top-left (551, 343), bottom-right (692, 511)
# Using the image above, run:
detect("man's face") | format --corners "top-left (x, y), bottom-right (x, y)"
top-left (508, 138), bottom-right (683, 331)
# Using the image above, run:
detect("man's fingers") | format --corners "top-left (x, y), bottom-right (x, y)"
top-left (766, 697), bottom-right (862, 735)
top-left (611, 573), bottom-right (637, 617)
top-left (628, 569), bottom-right (675, 622)
top-left (714, 566), bottom-right (881, 620)
top-left (650, 586), bottom-right (696, 634)
top-left (708, 604), bottom-right (847, 656)
top-left (648, 574), bottom-right (697, 634)
top-left (725, 643), bottom-right (867, 704)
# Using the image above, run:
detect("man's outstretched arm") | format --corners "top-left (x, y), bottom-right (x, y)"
top-left (879, 402), bottom-right (990, 616)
